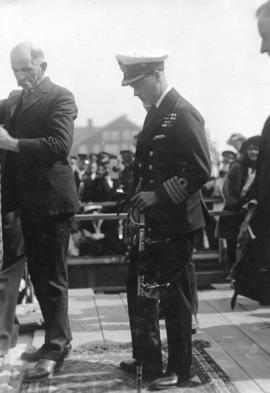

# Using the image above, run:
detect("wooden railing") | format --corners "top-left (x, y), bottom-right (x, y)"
top-left (74, 209), bottom-right (236, 221)
top-left (74, 199), bottom-right (235, 221)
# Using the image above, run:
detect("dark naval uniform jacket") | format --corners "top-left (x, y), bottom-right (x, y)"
top-left (127, 87), bottom-right (211, 376)
top-left (134, 87), bottom-right (211, 236)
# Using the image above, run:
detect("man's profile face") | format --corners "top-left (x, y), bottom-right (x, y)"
top-left (131, 74), bottom-right (159, 107)
top-left (258, 15), bottom-right (270, 55)
top-left (11, 48), bottom-right (44, 90)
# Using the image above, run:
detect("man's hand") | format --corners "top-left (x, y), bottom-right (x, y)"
top-left (0, 125), bottom-right (19, 152)
top-left (131, 191), bottom-right (159, 211)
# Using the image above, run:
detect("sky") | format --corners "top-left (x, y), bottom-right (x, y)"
top-left (0, 0), bottom-right (269, 151)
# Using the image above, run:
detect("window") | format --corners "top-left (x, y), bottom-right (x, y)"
top-left (103, 131), bottom-right (110, 141)
top-left (121, 143), bottom-right (129, 150)
top-left (104, 144), bottom-right (118, 155)
top-left (111, 131), bottom-right (120, 141)
top-left (122, 130), bottom-right (131, 141)
top-left (93, 144), bottom-right (99, 154)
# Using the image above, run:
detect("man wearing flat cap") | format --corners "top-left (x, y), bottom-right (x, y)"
top-left (116, 50), bottom-right (211, 389)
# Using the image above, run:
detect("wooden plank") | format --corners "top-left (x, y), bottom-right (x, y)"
top-left (198, 295), bottom-right (270, 392)
top-left (193, 330), bottom-right (264, 393)
top-left (200, 290), bottom-right (270, 356)
top-left (94, 293), bottom-right (131, 344)
top-left (0, 332), bottom-right (33, 393)
top-left (68, 288), bottom-right (103, 346)
top-left (119, 292), bottom-right (128, 313)
top-left (31, 288), bottom-right (103, 349)
top-left (121, 289), bottom-right (262, 393)
top-left (68, 255), bottom-right (126, 266)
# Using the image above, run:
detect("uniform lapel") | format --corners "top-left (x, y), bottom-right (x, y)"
top-left (138, 88), bottom-right (178, 148)
top-left (157, 87), bottom-right (179, 116)
top-left (139, 106), bottom-right (163, 147)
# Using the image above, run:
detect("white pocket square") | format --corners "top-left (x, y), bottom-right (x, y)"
top-left (153, 134), bottom-right (166, 140)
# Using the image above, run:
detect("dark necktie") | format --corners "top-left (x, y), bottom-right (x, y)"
top-left (143, 104), bottom-right (157, 128)
top-left (22, 89), bottom-right (33, 106)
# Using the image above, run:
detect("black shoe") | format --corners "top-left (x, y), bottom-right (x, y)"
top-left (120, 359), bottom-right (162, 379)
top-left (21, 342), bottom-right (72, 362)
top-left (149, 371), bottom-right (191, 390)
top-left (119, 359), bottom-right (137, 374)
top-left (23, 358), bottom-right (63, 383)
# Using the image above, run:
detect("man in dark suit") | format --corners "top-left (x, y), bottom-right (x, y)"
top-left (0, 42), bottom-right (78, 381)
top-left (237, 1), bottom-right (270, 304)
top-left (116, 51), bottom-right (211, 389)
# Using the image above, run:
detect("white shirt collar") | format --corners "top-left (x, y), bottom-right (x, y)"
top-left (155, 85), bottom-right (172, 108)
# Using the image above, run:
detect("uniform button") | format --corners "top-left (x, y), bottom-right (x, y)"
top-left (149, 151), bottom-right (154, 156)
top-left (149, 165), bottom-right (153, 170)
top-left (150, 179), bottom-right (154, 184)
top-left (138, 163), bottom-right (142, 168)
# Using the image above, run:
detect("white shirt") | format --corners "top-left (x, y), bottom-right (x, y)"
top-left (155, 85), bottom-right (173, 108)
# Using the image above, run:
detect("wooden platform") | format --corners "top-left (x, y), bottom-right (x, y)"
top-left (1, 284), bottom-right (270, 392)
top-left (67, 249), bottom-right (228, 291)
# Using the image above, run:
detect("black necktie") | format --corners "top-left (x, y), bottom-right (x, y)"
top-left (143, 104), bottom-right (157, 128)
top-left (22, 89), bottom-right (33, 105)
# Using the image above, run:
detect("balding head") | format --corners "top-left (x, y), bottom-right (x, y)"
top-left (256, 1), bottom-right (270, 55)
top-left (256, 1), bottom-right (270, 19)
top-left (10, 42), bottom-right (47, 90)
top-left (11, 42), bottom-right (45, 64)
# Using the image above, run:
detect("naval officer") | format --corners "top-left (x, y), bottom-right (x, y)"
top-left (116, 50), bottom-right (211, 389)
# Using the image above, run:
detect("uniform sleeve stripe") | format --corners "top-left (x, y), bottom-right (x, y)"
top-left (171, 177), bottom-right (189, 198)
top-left (169, 178), bottom-right (185, 202)
top-left (164, 181), bottom-right (179, 204)
top-left (163, 176), bottom-right (189, 204)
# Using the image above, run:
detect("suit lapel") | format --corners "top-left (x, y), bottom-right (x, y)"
top-left (9, 91), bottom-right (22, 119)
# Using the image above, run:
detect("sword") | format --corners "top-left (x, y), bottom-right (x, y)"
top-left (137, 213), bottom-right (145, 393)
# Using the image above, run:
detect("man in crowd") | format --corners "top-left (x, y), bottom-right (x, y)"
top-left (0, 42), bottom-right (78, 381)
top-left (238, 1), bottom-right (270, 304)
top-left (116, 50), bottom-right (211, 389)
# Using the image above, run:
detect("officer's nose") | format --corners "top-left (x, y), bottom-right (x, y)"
top-left (133, 88), bottom-right (139, 97)
top-left (260, 40), bottom-right (270, 54)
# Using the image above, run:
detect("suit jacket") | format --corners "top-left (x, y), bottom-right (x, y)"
top-left (134, 88), bottom-right (211, 234)
top-left (247, 116), bottom-right (270, 234)
top-left (0, 77), bottom-right (79, 217)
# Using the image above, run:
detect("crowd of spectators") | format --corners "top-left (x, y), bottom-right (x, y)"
top-left (68, 133), bottom-right (261, 283)
top-left (68, 150), bottom-right (135, 257)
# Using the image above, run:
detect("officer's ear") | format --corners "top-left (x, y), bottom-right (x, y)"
top-left (154, 70), bottom-right (161, 82)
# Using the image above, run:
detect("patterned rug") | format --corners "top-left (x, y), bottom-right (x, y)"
top-left (21, 340), bottom-right (239, 393)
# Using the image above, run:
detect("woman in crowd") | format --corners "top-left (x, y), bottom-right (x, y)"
top-left (218, 135), bottom-right (261, 276)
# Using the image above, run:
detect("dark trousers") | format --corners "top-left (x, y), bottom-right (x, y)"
top-left (127, 233), bottom-right (195, 376)
top-left (21, 214), bottom-right (72, 361)
top-left (226, 238), bottom-right (238, 271)
top-left (0, 211), bottom-right (25, 352)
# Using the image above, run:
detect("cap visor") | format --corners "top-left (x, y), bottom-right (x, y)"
top-left (122, 74), bottom-right (146, 86)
